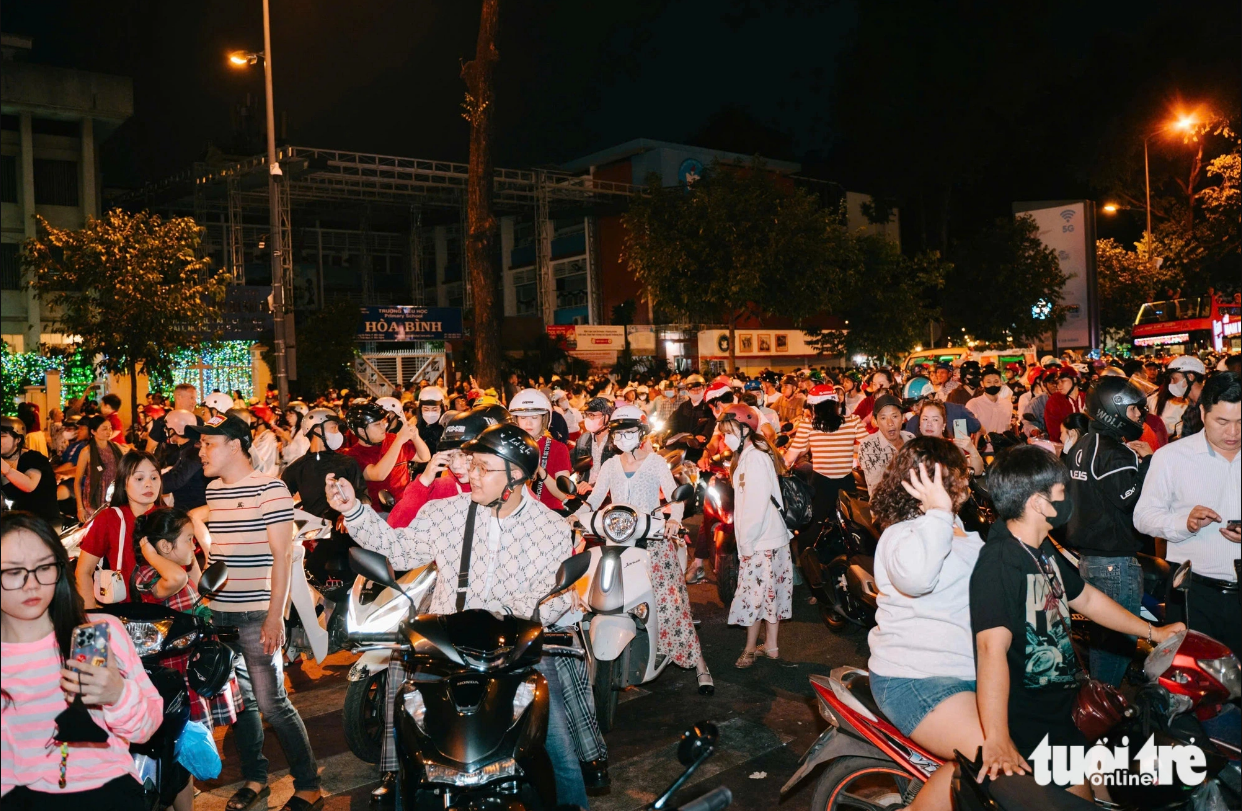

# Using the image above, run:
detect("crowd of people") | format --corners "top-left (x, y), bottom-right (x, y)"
top-left (1, 345), bottom-right (1238, 810)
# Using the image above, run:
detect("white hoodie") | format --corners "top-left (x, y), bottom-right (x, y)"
top-left (731, 443), bottom-right (791, 557)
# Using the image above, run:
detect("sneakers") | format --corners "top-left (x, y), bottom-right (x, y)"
top-left (685, 563), bottom-right (708, 585)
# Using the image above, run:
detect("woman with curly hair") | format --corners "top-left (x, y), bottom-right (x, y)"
top-left (865, 437), bottom-right (985, 811)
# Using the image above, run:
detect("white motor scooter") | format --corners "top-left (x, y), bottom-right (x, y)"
top-left (578, 483), bottom-right (695, 732)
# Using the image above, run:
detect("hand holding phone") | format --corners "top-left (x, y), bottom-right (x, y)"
top-left (69, 621), bottom-right (109, 669)
top-left (953, 419), bottom-right (969, 441)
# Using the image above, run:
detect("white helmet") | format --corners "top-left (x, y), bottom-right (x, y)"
top-left (418, 386), bottom-right (447, 404)
top-left (375, 396), bottom-right (404, 417)
top-left (1166, 355), bottom-right (1206, 376)
top-left (165, 409), bottom-right (199, 438)
top-left (204, 392), bottom-right (233, 414)
top-left (304, 407), bottom-right (345, 449)
top-left (508, 388), bottom-right (552, 416)
top-left (286, 400), bottom-right (309, 417)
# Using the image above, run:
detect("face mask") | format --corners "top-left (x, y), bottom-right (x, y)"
top-left (1061, 433), bottom-right (1077, 455)
top-left (764, 392), bottom-right (781, 405)
top-left (663, 390), bottom-right (675, 398)
top-left (321, 426), bottom-right (344, 450)
top-left (584, 416), bottom-right (604, 434)
top-left (1043, 493), bottom-right (1074, 528)
top-left (723, 434), bottom-right (741, 451)
top-left (984, 385), bottom-right (1002, 396)
top-left (422, 409), bottom-right (441, 424)
top-left (614, 434), bottom-right (640, 452)
top-left (689, 392), bottom-right (704, 405)
top-left (1168, 380), bottom-right (1188, 398)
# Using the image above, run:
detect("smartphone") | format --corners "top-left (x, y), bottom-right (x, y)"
top-left (953, 419), bottom-right (968, 441)
top-left (69, 621), bottom-right (109, 670)
top-left (1229, 519), bottom-right (1241, 530)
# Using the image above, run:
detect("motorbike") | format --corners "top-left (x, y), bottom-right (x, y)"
top-left (577, 482), bottom-right (696, 733)
top-left (698, 454), bottom-right (737, 606)
top-left (342, 562), bottom-right (440, 764)
top-left (781, 626), bottom-right (1240, 811)
top-left (346, 545), bottom-right (597, 810)
top-left (95, 562), bottom-right (237, 810)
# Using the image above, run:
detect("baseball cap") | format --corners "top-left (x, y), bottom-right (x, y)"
top-left (873, 394), bottom-right (903, 416)
top-left (185, 414), bottom-right (252, 450)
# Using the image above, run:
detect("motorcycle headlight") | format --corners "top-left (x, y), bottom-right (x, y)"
top-left (423, 758), bottom-right (521, 787)
top-left (124, 619), bottom-right (173, 657)
top-left (602, 508), bottom-right (637, 543)
top-left (633, 602), bottom-right (649, 622)
top-left (512, 674), bottom-right (539, 726)
top-left (404, 688), bottom-right (427, 732)
top-left (168, 631), bottom-right (199, 650)
top-left (1199, 656), bottom-right (1242, 700)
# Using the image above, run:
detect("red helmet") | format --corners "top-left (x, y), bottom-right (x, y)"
top-left (717, 403), bottom-right (761, 434)
top-left (806, 383), bottom-right (838, 405)
top-left (251, 405), bottom-right (275, 425)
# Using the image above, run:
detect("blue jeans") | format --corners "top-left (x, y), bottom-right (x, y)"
top-left (1078, 556), bottom-right (1142, 688)
top-left (215, 610), bottom-right (321, 792)
top-left (537, 659), bottom-right (589, 809)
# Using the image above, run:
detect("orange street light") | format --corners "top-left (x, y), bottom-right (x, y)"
top-left (1172, 114), bottom-right (1197, 132)
top-left (228, 50), bottom-right (262, 67)
top-left (1102, 203), bottom-right (1119, 214)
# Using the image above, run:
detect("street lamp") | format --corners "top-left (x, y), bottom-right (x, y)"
top-left (1141, 112), bottom-right (1198, 265)
top-left (226, 0), bottom-right (289, 407)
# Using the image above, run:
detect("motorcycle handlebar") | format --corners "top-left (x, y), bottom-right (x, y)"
top-left (542, 631), bottom-right (576, 646)
top-left (542, 645), bottom-right (585, 659)
top-left (676, 786), bottom-right (733, 811)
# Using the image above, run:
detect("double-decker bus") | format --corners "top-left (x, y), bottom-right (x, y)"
top-left (1132, 294), bottom-right (1242, 355)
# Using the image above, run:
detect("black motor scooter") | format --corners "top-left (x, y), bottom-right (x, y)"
top-left (94, 562), bottom-right (238, 810)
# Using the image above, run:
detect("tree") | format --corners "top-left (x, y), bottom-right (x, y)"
top-left (940, 215), bottom-right (1068, 345)
top-left (23, 209), bottom-right (225, 427)
top-left (268, 299), bottom-right (359, 397)
top-left (461, 0), bottom-right (503, 389)
top-left (1094, 237), bottom-right (1182, 345)
top-left (623, 161), bottom-right (830, 371)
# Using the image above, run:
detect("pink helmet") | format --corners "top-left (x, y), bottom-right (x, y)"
top-left (716, 403), bottom-right (761, 434)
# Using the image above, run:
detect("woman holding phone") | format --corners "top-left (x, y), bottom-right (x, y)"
top-left (2, 511), bottom-right (162, 808)
top-left (916, 400), bottom-right (985, 476)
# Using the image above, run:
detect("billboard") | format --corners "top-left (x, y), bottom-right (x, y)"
top-left (546, 325), bottom-right (626, 352)
top-left (697, 329), bottom-right (821, 359)
top-left (1013, 200), bottom-right (1099, 351)
top-left (358, 306), bottom-right (463, 342)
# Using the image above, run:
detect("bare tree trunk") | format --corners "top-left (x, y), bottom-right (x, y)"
top-left (128, 360), bottom-right (139, 439)
top-left (462, 0), bottom-right (502, 389)
top-left (728, 310), bottom-right (737, 376)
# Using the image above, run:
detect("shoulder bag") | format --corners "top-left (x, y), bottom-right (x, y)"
top-left (93, 507), bottom-right (129, 604)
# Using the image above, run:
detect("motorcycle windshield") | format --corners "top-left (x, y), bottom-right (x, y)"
top-left (406, 610), bottom-right (544, 672)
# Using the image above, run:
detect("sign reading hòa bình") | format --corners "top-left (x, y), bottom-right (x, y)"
top-left (358, 306), bottom-right (463, 341)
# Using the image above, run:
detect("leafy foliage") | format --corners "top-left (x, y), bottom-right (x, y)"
top-left (286, 299), bottom-right (360, 397)
top-left (940, 215), bottom-right (1068, 345)
top-left (1094, 238), bottom-right (1182, 345)
top-left (23, 210), bottom-right (226, 424)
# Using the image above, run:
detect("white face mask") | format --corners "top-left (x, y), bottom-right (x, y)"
top-left (322, 426), bottom-right (344, 450)
top-left (614, 433), bottom-right (641, 452)
top-left (663, 390), bottom-right (675, 398)
top-left (584, 416), bottom-right (605, 434)
top-left (723, 433), bottom-right (741, 451)
top-left (1168, 380), bottom-right (1188, 398)
top-left (422, 408), bottom-right (441, 424)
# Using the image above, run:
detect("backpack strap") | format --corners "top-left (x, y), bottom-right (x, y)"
top-left (455, 501), bottom-right (480, 612)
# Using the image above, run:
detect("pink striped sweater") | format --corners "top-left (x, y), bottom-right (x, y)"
top-left (1, 614), bottom-right (163, 796)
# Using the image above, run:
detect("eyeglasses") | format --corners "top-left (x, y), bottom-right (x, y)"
top-left (0, 563), bottom-right (62, 590)
top-left (468, 458), bottom-right (508, 475)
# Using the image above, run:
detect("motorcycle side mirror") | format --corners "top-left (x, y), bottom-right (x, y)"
top-left (198, 562), bottom-right (229, 599)
top-left (781, 422), bottom-right (794, 434)
top-left (676, 721), bottom-right (719, 766)
top-left (377, 490), bottom-right (396, 510)
top-left (532, 550), bottom-right (592, 623)
top-left (670, 483), bottom-right (695, 503)
top-left (562, 496), bottom-right (584, 514)
top-left (556, 474), bottom-right (577, 497)
top-left (350, 547), bottom-right (400, 592)
top-left (573, 456), bottom-right (594, 475)
top-left (1171, 560), bottom-right (1191, 592)
top-left (775, 434), bottom-right (790, 448)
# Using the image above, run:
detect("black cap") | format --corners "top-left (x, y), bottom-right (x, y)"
top-left (186, 414), bottom-right (252, 450)
top-left (873, 394), bottom-right (903, 416)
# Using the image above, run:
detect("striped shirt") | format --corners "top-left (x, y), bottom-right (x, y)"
top-left (205, 470), bottom-right (296, 612)
top-left (789, 414), bottom-right (867, 478)
top-left (1, 615), bottom-right (163, 796)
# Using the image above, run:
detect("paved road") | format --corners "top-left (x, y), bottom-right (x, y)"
top-left (197, 527), bottom-right (871, 810)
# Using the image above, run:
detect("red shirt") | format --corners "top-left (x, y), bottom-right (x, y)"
top-left (105, 412), bottom-right (124, 438)
top-left (344, 433), bottom-right (416, 504)
top-left (534, 435), bottom-right (572, 511)
top-left (388, 473), bottom-right (470, 528)
top-left (79, 505), bottom-right (140, 588)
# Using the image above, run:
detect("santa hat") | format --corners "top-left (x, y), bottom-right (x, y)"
top-left (704, 381), bottom-right (731, 402)
top-left (806, 383), bottom-right (838, 405)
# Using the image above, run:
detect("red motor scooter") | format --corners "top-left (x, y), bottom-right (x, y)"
top-left (699, 454), bottom-right (737, 606)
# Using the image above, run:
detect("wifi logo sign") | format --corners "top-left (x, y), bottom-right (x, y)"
top-left (1060, 210), bottom-right (1076, 222)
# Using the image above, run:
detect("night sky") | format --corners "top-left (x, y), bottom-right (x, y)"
top-left (5, 0), bottom-right (1239, 247)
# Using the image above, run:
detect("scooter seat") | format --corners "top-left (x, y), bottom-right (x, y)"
top-left (837, 669), bottom-right (888, 724)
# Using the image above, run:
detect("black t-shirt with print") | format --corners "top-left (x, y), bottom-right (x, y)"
top-left (970, 521), bottom-right (1089, 756)
top-left (3, 450), bottom-right (61, 525)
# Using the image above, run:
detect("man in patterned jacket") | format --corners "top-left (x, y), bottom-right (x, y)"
top-left (326, 422), bottom-right (590, 809)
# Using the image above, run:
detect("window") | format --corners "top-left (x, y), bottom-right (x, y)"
top-left (31, 118), bottom-right (80, 137)
top-left (33, 159), bottom-right (78, 206)
top-left (1, 156), bottom-right (16, 203)
top-left (443, 227), bottom-right (463, 283)
top-left (513, 268), bottom-right (538, 316)
top-left (0, 243), bottom-right (20, 290)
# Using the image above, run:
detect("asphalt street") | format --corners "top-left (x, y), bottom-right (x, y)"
top-left (197, 518), bottom-right (871, 810)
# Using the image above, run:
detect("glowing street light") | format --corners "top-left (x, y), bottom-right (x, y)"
top-left (1102, 203), bottom-right (1118, 214)
top-left (228, 50), bottom-right (262, 67)
top-left (1140, 110), bottom-right (1201, 265)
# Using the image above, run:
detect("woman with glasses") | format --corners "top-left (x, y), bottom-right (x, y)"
top-left (573, 405), bottom-right (714, 695)
top-left (2, 512), bottom-right (162, 808)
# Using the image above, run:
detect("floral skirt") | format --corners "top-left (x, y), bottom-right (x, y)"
top-left (727, 546), bottom-right (794, 626)
top-left (646, 538), bottom-right (703, 669)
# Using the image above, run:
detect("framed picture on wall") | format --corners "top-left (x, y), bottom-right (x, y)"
top-left (775, 334), bottom-right (789, 352)
top-left (739, 334), bottom-right (754, 353)
top-left (758, 334), bottom-right (771, 353)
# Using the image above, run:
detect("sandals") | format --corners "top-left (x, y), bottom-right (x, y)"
top-left (226, 785), bottom-right (270, 811)
top-left (756, 645), bottom-right (780, 660)
top-left (697, 671), bottom-right (715, 695)
top-left (279, 795), bottom-right (325, 811)
top-left (735, 650), bottom-right (757, 669)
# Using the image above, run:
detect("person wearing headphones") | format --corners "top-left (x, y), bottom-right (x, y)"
top-left (327, 423), bottom-right (590, 809)
top-left (344, 402), bottom-right (428, 506)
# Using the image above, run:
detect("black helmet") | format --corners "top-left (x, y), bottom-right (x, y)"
top-left (439, 404), bottom-right (513, 451)
top-left (1086, 377), bottom-right (1147, 441)
top-left (346, 402), bottom-right (390, 438)
top-left (186, 639), bottom-right (237, 698)
top-left (462, 422), bottom-right (541, 480)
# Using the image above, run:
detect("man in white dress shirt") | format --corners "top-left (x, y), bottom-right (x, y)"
top-left (1133, 372), bottom-right (1241, 657)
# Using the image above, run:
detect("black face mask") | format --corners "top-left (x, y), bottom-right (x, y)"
top-left (984, 385), bottom-right (1002, 396)
top-left (1044, 494), bottom-right (1074, 528)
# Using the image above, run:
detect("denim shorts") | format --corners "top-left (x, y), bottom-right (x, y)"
top-left (869, 673), bottom-right (977, 736)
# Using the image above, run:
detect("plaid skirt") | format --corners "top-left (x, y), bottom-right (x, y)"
top-left (163, 650), bottom-right (242, 728)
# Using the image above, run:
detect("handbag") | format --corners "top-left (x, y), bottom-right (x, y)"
top-left (1019, 541), bottom-right (1131, 742)
top-left (92, 507), bottom-right (129, 604)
